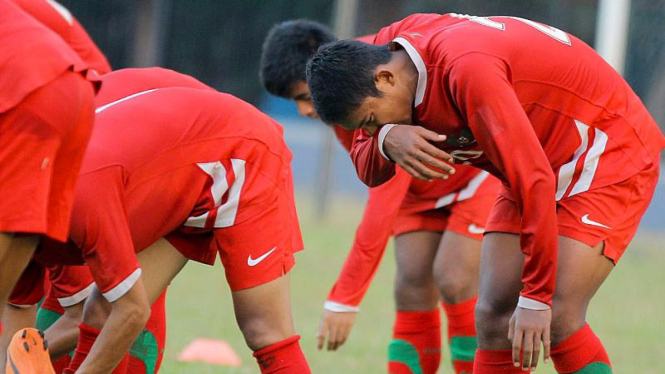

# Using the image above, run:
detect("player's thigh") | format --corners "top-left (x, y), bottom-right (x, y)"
top-left (231, 273), bottom-right (295, 350)
top-left (551, 236), bottom-right (613, 342)
top-left (0, 235), bottom-right (40, 305)
top-left (136, 238), bottom-right (188, 305)
top-left (433, 230), bottom-right (482, 303)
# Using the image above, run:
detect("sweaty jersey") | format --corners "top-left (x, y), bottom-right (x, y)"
top-left (0, 0), bottom-right (92, 113)
top-left (352, 13), bottom-right (665, 306)
top-left (10, 0), bottom-right (111, 74)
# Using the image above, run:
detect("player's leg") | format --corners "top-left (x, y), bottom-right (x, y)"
top-left (127, 291), bottom-right (166, 374)
top-left (549, 157), bottom-right (660, 374)
top-left (1, 304), bottom-right (38, 372)
top-left (0, 253), bottom-right (43, 373)
top-left (433, 231), bottom-right (481, 374)
top-left (67, 238), bottom-right (186, 374)
top-left (0, 235), bottom-right (40, 320)
top-left (548, 238), bottom-right (613, 374)
top-left (473, 232), bottom-right (525, 374)
top-left (390, 231), bottom-right (442, 374)
top-left (232, 273), bottom-right (310, 374)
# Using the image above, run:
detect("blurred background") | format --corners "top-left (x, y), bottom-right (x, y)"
top-left (56, 1), bottom-right (664, 373)
top-left (60, 0), bottom-right (664, 229)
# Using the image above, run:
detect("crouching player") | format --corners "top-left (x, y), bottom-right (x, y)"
top-left (11, 85), bottom-right (311, 374)
top-left (5, 67), bottom-right (217, 374)
top-left (0, 1), bottom-right (97, 371)
top-left (307, 13), bottom-right (665, 373)
top-left (260, 19), bottom-right (501, 374)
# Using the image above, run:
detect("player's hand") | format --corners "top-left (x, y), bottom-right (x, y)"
top-left (508, 307), bottom-right (552, 372)
top-left (316, 309), bottom-right (357, 351)
top-left (383, 125), bottom-right (456, 181)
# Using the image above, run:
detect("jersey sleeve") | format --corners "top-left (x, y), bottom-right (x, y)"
top-left (332, 124), bottom-right (355, 153)
top-left (350, 127), bottom-right (398, 187)
top-left (325, 167), bottom-right (411, 310)
top-left (70, 166), bottom-right (141, 303)
top-left (11, 0), bottom-right (111, 74)
top-left (448, 53), bottom-right (558, 307)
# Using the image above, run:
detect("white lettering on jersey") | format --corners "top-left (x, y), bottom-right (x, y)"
top-left (451, 13), bottom-right (571, 45)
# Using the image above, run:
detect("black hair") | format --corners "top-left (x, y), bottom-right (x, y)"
top-left (306, 40), bottom-right (392, 125)
top-left (259, 19), bottom-right (337, 98)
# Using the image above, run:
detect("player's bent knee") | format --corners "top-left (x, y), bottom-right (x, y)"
top-left (435, 272), bottom-right (476, 304)
top-left (550, 304), bottom-right (586, 344)
top-left (474, 299), bottom-right (513, 344)
top-left (238, 318), bottom-right (294, 352)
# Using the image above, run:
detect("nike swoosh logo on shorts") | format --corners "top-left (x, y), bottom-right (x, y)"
top-left (581, 214), bottom-right (611, 229)
top-left (247, 247), bottom-right (277, 267)
top-left (468, 223), bottom-right (485, 235)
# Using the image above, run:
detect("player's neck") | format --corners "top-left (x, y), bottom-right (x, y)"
top-left (391, 49), bottom-right (419, 104)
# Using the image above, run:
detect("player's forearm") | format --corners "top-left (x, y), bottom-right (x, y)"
top-left (45, 304), bottom-right (83, 359)
top-left (76, 299), bottom-right (149, 374)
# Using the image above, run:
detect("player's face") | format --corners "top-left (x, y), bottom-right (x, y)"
top-left (289, 80), bottom-right (319, 119)
top-left (341, 72), bottom-right (413, 135)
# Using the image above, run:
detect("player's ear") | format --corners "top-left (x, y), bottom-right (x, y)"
top-left (375, 70), bottom-right (395, 87)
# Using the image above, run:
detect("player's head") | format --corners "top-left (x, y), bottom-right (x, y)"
top-left (307, 39), bottom-right (415, 133)
top-left (259, 19), bottom-right (337, 119)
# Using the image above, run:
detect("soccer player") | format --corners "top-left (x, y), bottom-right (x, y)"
top-left (5, 67), bottom-right (217, 374)
top-left (260, 20), bottom-right (500, 374)
top-left (307, 13), bottom-right (664, 374)
top-left (0, 0), bottom-right (97, 371)
top-left (14, 82), bottom-right (310, 374)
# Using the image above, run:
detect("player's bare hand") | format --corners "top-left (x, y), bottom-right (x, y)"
top-left (316, 309), bottom-right (357, 351)
top-left (508, 307), bottom-right (551, 371)
top-left (383, 125), bottom-right (455, 181)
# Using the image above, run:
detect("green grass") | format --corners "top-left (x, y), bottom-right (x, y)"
top-left (161, 194), bottom-right (665, 374)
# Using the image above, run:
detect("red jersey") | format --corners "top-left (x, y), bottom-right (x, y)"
top-left (63, 87), bottom-right (294, 297)
top-left (0, 0), bottom-right (91, 113)
top-left (351, 13), bottom-right (665, 306)
top-left (95, 67), bottom-right (214, 107)
top-left (326, 28), bottom-right (493, 307)
top-left (10, 0), bottom-right (111, 74)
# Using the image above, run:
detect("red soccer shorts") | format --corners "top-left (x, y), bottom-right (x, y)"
top-left (0, 70), bottom-right (95, 242)
top-left (172, 159), bottom-right (303, 291)
top-left (485, 156), bottom-right (660, 263)
top-left (393, 173), bottom-right (500, 241)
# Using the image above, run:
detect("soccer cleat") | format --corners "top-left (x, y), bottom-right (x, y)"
top-left (5, 328), bottom-right (55, 374)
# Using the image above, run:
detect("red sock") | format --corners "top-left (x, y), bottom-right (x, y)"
top-left (64, 323), bottom-right (130, 374)
top-left (388, 309), bottom-right (441, 374)
top-left (253, 335), bottom-right (311, 373)
top-left (551, 324), bottom-right (612, 373)
top-left (128, 290), bottom-right (167, 374)
top-left (442, 298), bottom-right (477, 374)
top-left (473, 349), bottom-right (524, 373)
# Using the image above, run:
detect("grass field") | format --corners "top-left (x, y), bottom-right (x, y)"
top-left (160, 194), bottom-right (665, 374)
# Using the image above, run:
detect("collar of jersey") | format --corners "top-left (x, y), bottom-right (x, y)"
top-left (392, 36), bottom-right (427, 107)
